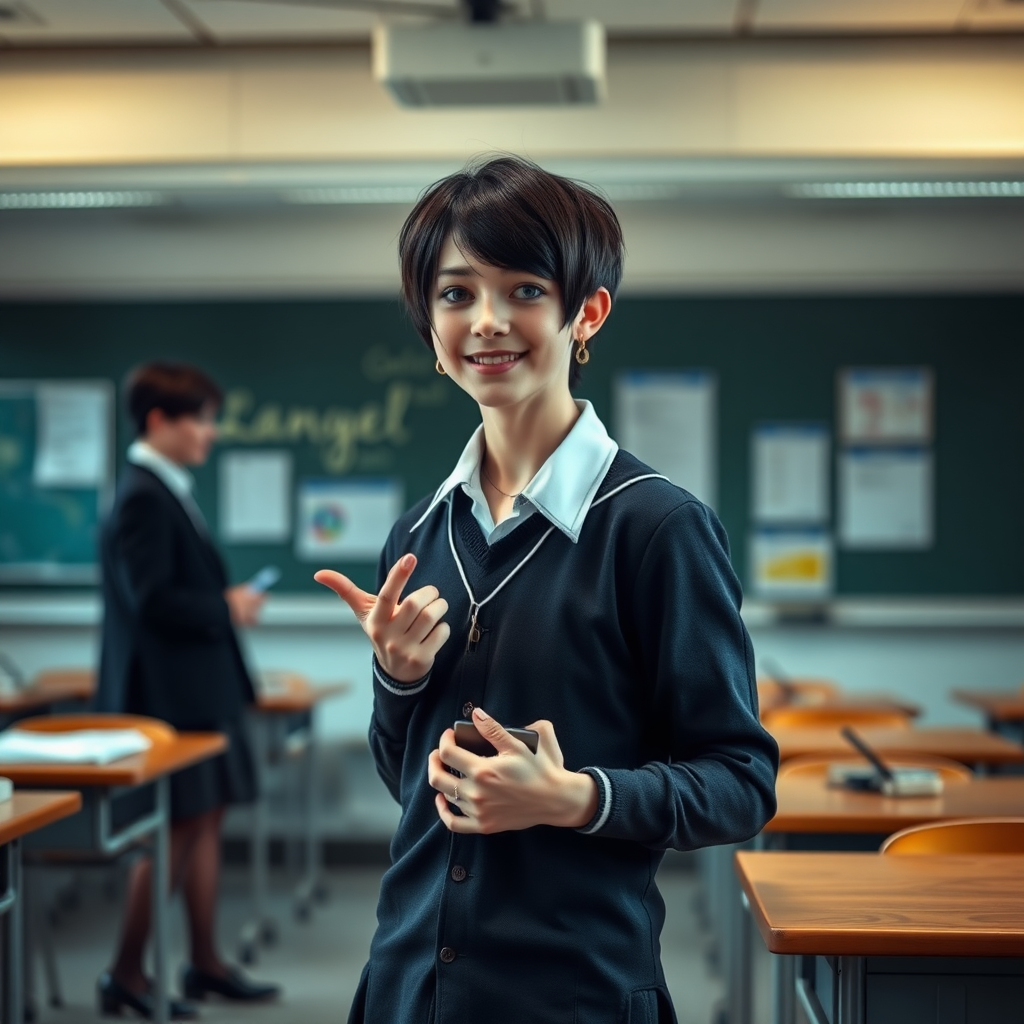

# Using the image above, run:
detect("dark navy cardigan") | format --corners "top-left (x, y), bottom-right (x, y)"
top-left (350, 451), bottom-right (779, 1024)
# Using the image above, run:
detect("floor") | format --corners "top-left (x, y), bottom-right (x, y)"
top-left (22, 857), bottom-right (776, 1024)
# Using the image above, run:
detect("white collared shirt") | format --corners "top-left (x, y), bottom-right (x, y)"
top-left (412, 400), bottom-right (618, 545)
top-left (126, 439), bottom-right (208, 534)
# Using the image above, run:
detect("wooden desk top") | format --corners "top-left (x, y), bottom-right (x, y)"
top-left (951, 689), bottom-right (1024, 723)
top-left (758, 690), bottom-right (921, 719)
top-left (770, 726), bottom-right (1024, 767)
top-left (0, 671), bottom-right (95, 713)
top-left (0, 733), bottom-right (227, 788)
top-left (735, 851), bottom-right (1024, 957)
top-left (0, 791), bottom-right (83, 846)
top-left (255, 677), bottom-right (351, 714)
top-left (769, 775), bottom-right (1024, 834)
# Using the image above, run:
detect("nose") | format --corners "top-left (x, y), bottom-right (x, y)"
top-left (471, 294), bottom-right (510, 339)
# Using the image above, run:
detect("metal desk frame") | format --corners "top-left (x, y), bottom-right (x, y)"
top-left (238, 710), bottom-right (323, 964)
top-left (21, 778), bottom-right (170, 1023)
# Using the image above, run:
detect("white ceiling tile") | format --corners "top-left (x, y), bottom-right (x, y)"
top-left (0, 0), bottom-right (197, 43)
top-left (181, 0), bottom-right (457, 41)
top-left (543, 0), bottom-right (740, 34)
top-left (754, 0), bottom-right (967, 32)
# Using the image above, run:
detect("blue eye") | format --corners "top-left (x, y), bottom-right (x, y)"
top-left (514, 284), bottom-right (545, 299)
top-left (439, 286), bottom-right (471, 303)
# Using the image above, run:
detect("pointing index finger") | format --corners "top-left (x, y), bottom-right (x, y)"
top-left (368, 553), bottom-right (417, 627)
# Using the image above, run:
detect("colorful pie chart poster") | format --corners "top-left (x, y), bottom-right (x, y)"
top-left (296, 478), bottom-right (403, 561)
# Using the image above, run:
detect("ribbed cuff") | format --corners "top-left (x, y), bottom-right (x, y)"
top-left (372, 655), bottom-right (431, 696)
top-left (575, 766), bottom-right (612, 835)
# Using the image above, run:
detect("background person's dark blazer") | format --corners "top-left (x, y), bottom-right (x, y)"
top-left (96, 463), bottom-right (255, 730)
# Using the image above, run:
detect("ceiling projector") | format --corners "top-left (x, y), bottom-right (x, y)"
top-left (372, 20), bottom-right (605, 108)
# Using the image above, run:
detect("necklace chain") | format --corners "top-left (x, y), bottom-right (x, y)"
top-left (480, 464), bottom-right (522, 499)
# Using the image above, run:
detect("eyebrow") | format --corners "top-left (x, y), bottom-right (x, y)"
top-left (437, 265), bottom-right (477, 278)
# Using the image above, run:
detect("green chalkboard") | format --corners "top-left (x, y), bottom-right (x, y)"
top-left (2, 295), bottom-right (1022, 596)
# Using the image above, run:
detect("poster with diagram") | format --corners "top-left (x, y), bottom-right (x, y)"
top-left (296, 478), bottom-right (403, 561)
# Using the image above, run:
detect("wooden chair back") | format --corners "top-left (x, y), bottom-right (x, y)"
top-left (778, 754), bottom-right (973, 783)
top-left (762, 706), bottom-right (912, 730)
top-left (881, 817), bottom-right (1024, 855)
top-left (14, 713), bottom-right (176, 746)
top-left (757, 677), bottom-right (841, 707)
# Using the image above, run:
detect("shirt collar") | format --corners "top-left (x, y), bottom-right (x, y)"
top-left (126, 440), bottom-right (195, 499)
top-left (411, 400), bottom-right (618, 543)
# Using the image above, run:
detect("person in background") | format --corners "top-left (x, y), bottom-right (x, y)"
top-left (96, 361), bottom-right (279, 1020)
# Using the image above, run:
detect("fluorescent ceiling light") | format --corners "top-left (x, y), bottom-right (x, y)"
top-left (790, 181), bottom-right (1024, 199)
top-left (0, 190), bottom-right (165, 210)
top-left (283, 186), bottom-right (424, 205)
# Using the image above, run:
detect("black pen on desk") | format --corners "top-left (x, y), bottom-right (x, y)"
top-left (840, 725), bottom-right (895, 784)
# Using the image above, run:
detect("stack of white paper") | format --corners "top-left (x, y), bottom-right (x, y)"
top-left (0, 729), bottom-right (152, 765)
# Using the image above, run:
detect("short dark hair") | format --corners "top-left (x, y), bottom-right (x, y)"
top-left (399, 155), bottom-right (624, 386)
top-left (125, 361), bottom-right (223, 437)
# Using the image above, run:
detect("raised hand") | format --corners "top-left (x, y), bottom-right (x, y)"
top-left (427, 707), bottom-right (598, 834)
top-left (314, 554), bottom-right (450, 683)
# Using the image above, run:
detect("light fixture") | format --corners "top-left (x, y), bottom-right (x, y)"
top-left (789, 181), bottom-right (1024, 199)
top-left (0, 190), bottom-right (166, 210)
top-left (282, 186), bottom-right (424, 205)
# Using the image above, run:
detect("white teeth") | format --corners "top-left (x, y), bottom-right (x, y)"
top-left (471, 353), bottom-right (522, 365)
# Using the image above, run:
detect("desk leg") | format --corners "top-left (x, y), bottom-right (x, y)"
top-left (727, 844), bottom-right (753, 1024)
top-left (3, 841), bottom-right (22, 1024)
top-left (151, 776), bottom-right (170, 1024)
top-left (836, 956), bottom-right (865, 1024)
top-left (239, 715), bottom-right (273, 964)
top-left (772, 955), bottom-right (796, 1024)
top-left (295, 717), bottom-right (319, 922)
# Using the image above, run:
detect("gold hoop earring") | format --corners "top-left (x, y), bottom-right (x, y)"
top-left (575, 338), bottom-right (590, 366)
top-left (436, 359), bottom-right (446, 376)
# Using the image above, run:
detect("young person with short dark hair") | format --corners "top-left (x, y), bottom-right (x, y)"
top-left (96, 361), bottom-right (279, 1019)
top-left (317, 157), bottom-right (778, 1024)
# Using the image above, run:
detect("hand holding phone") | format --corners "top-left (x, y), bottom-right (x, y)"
top-left (247, 565), bottom-right (281, 593)
top-left (453, 719), bottom-right (539, 757)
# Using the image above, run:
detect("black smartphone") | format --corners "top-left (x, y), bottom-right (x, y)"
top-left (453, 719), bottom-right (539, 757)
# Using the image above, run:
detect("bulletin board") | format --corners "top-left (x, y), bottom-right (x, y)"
top-left (0, 380), bottom-right (114, 582)
top-left (1, 294), bottom-right (1022, 597)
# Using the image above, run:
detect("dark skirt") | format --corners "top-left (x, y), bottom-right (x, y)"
top-left (112, 718), bottom-right (258, 828)
top-left (170, 717), bottom-right (258, 821)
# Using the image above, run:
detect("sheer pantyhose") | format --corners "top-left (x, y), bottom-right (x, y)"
top-left (111, 806), bottom-right (228, 992)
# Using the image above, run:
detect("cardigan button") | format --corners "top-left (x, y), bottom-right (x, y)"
top-left (451, 865), bottom-right (467, 883)
top-left (439, 947), bottom-right (456, 964)
top-left (462, 702), bottom-right (474, 717)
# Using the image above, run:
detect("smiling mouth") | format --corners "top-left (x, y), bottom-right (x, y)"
top-left (467, 352), bottom-right (524, 366)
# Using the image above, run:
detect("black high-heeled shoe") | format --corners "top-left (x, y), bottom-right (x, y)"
top-left (181, 964), bottom-right (280, 1002)
top-left (97, 972), bottom-right (199, 1020)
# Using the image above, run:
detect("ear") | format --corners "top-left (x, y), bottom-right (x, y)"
top-left (144, 407), bottom-right (168, 437)
top-left (574, 287), bottom-right (613, 342)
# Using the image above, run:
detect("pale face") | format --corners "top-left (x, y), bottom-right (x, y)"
top-left (430, 237), bottom-right (578, 412)
top-left (145, 402), bottom-right (218, 467)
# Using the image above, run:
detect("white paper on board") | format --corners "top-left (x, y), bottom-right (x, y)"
top-left (839, 448), bottom-right (933, 549)
top-left (750, 528), bottom-right (833, 599)
top-left (614, 371), bottom-right (716, 507)
top-left (752, 425), bottom-right (829, 524)
top-left (296, 478), bottom-right (403, 561)
top-left (219, 450), bottom-right (292, 543)
top-left (840, 368), bottom-right (932, 444)
top-left (32, 384), bottom-right (109, 487)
